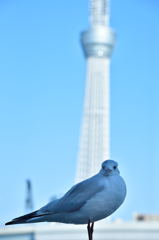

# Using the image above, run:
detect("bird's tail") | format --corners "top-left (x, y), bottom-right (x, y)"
top-left (5, 210), bottom-right (46, 225)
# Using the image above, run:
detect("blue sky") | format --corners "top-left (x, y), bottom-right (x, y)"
top-left (0, 0), bottom-right (159, 224)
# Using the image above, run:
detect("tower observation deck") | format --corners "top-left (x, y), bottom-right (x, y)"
top-left (75, 0), bottom-right (115, 183)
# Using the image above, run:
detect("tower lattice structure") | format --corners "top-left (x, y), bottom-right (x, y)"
top-left (75, 0), bottom-right (115, 183)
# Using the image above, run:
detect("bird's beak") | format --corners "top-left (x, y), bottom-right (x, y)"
top-left (104, 169), bottom-right (112, 176)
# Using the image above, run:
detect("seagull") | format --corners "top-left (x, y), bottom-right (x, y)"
top-left (6, 160), bottom-right (126, 240)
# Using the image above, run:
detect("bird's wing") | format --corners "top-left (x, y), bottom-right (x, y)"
top-left (40, 174), bottom-right (104, 214)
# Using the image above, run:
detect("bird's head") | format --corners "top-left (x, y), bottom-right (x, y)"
top-left (100, 160), bottom-right (120, 176)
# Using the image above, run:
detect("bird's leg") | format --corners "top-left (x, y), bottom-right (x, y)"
top-left (90, 221), bottom-right (94, 236)
top-left (87, 220), bottom-right (91, 240)
top-left (87, 220), bottom-right (94, 240)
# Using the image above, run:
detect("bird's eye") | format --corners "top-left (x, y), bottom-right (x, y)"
top-left (113, 166), bottom-right (117, 170)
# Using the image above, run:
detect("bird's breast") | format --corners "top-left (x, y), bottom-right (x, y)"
top-left (80, 175), bottom-right (126, 222)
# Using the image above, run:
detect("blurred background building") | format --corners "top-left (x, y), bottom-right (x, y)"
top-left (1, 221), bottom-right (159, 240)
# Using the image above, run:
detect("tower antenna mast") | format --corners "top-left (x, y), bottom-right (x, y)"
top-left (90, 0), bottom-right (110, 26)
top-left (25, 179), bottom-right (34, 212)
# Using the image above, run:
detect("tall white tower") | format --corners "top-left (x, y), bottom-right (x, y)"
top-left (75, 0), bottom-right (115, 183)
